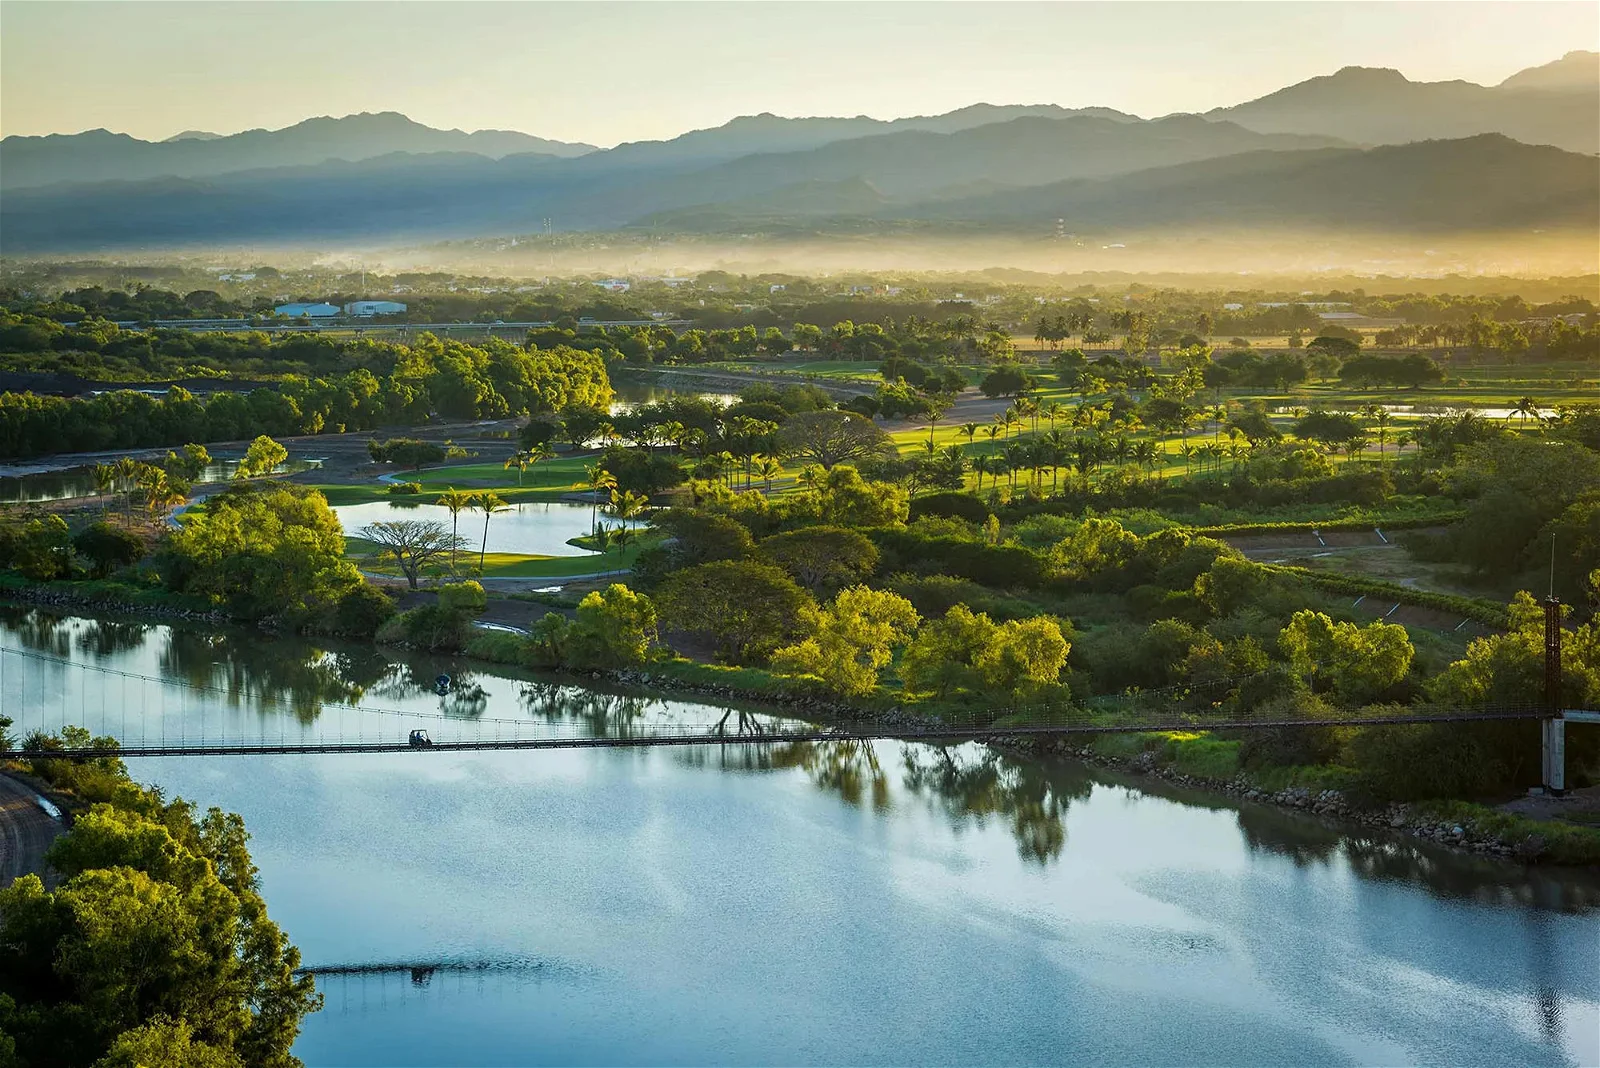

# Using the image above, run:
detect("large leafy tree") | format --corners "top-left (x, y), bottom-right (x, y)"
top-left (771, 587), bottom-right (920, 696)
top-left (163, 484), bottom-right (359, 622)
top-left (901, 605), bottom-right (1069, 701)
top-left (758, 526), bottom-right (879, 592)
top-left (655, 560), bottom-right (813, 664)
top-left (1279, 610), bottom-right (1414, 704)
top-left (775, 411), bottom-right (892, 471)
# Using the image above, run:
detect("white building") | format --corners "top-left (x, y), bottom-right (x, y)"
top-left (274, 302), bottom-right (340, 318)
top-left (343, 300), bottom-right (408, 317)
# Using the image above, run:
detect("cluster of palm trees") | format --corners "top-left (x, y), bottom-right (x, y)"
top-left (92, 458), bottom-right (186, 518)
top-left (435, 487), bottom-right (510, 573)
top-left (585, 463), bottom-right (650, 558)
top-left (502, 444), bottom-right (556, 486)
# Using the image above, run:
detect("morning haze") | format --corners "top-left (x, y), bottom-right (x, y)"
top-left (0, 4), bottom-right (1599, 1068)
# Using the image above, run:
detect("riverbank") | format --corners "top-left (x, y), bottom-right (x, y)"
top-left (5, 583), bottom-right (1597, 867)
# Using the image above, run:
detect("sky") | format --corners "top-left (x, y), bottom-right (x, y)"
top-left (1, 1), bottom-right (1595, 145)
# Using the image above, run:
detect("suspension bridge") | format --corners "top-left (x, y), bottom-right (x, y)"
top-left (3, 638), bottom-right (1590, 793)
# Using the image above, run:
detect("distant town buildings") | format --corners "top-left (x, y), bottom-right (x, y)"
top-left (273, 302), bottom-right (340, 318)
top-left (343, 300), bottom-right (408, 316)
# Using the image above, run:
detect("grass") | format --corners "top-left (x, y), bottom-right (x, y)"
top-left (1414, 800), bottom-right (1600, 865)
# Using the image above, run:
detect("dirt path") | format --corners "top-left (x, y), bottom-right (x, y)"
top-left (0, 772), bottom-right (65, 888)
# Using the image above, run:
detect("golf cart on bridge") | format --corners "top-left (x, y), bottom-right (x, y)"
top-left (408, 730), bottom-right (434, 748)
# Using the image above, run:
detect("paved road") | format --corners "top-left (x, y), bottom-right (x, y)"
top-left (0, 773), bottom-right (64, 888)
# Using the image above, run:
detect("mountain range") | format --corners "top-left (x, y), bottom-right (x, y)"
top-left (0, 51), bottom-right (1594, 251)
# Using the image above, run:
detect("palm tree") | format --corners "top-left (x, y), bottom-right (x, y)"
top-left (503, 450), bottom-right (532, 486)
top-left (138, 467), bottom-right (184, 516)
top-left (436, 488), bottom-right (475, 574)
top-left (1369, 408), bottom-right (1392, 461)
top-left (798, 465), bottom-right (823, 493)
top-left (608, 488), bottom-right (649, 524)
top-left (473, 491), bottom-right (509, 572)
top-left (1003, 442), bottom-right (1026, 490)
top-left (526, 442), bottom-right (556, 485)
top-left (585, 464), bottom-right (617, 534)
top-left (755, 455), bottom-right (782, 490)
top-left (114, 457), bottom-right (141, 515)
top-left (611, 524), bottom-right (635, 558)
top-left (1510, 396), bottom-right (1540, 429)
top-left (92, 463), bottom-right (116, 514)
top-left (959, 422), bottom-right (980, 447)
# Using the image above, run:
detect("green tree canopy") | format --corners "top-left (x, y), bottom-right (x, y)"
top-left (771, 586), bottom-right (920, 696)
top-left (163, 484), bottom-right (359, 622)
top-left (655, 560), bottom-right (813, 664)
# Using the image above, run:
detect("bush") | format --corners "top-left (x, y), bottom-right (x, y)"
top-left (71, 521), bottom-right (146, 578)
top-left (327, 583), bottom-right (395, 636)
top-left (909, 492), bottom-right (991, 525)
top-left (869, 529), bottom-right (1048, 588)
top-left (387, 481), bottom-right (422, 495)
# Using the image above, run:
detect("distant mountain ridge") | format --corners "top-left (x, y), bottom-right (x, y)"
top-left (0, 113), bottom-right (1354, 247)
top-left (0, 51), bottom-right (1594, 251)
top-left (0, 111), bottom-right (597, 190)
top-left (1207, 53), bottom-right (1599, 152)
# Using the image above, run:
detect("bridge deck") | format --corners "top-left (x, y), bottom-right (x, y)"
top-left (34, 710), bottom-right (1550, 759)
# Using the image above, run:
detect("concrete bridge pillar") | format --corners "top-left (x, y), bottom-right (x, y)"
top-left (1541, 716), bottom-right (1566, 796)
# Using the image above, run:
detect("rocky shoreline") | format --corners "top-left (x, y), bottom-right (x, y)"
top-left (1, 585), bottom-right (227, 626)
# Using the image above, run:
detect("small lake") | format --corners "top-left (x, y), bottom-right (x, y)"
top-left (2, 609), bottom-right (1598, 1067)
top-left (333, 500), bottom-right (642, 557)
top-left (0, 457), bottom-right (324, 504)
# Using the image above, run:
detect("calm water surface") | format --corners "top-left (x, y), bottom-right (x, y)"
top-left (2, 610), bottom-right (1597, 1067)
top-left (333, 500), bottom-right (641, 558)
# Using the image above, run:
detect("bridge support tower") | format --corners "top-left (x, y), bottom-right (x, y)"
top-left (1543, 597), bottom-right (1565, 796)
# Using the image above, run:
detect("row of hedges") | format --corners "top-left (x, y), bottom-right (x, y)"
top-left (1187, 512), bottom-right (1467, 538)
top-left (1260, 564), bottom-right (1509, 627)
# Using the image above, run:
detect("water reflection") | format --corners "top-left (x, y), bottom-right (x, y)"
top-left (159, 629), bottom-right (380, 722)
top-left (74, 619), bottom-right (149, 660)
top-left (903, 747), bottom-right (1093, 862)
top-left (519, 681), bottom-right (658, 735)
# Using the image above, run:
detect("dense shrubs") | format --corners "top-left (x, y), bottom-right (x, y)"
top-left (869, 529), bottom-right (1048, 588)
top-left (909, 491), bottom-right (992, 525)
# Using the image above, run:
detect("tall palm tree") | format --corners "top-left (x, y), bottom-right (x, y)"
top-left (473, 491), bottom-right (509, 573)
top-left (755, 455), bottom-right (782, 490)
top-left (114, 457), bottom-right (141, 515)
top-left (959, 422), bottom-right (980, 447)
top-left (92, 463), bottom-right (116, 515)
top-left (1510, 396), bottom-right (1540, 429)
top-left (526, 442), bottom-right (556, 485)
top-left (585, 465), bottom-right (617, 534)
top-left (503, 450), bottom-right (532, 486)
top-left (1369, 408), bottom-right (1392, 461)
top-left (1002, 442), bottom-right (1026, 490)
top-left (436, 488), bottom-right (475, 574)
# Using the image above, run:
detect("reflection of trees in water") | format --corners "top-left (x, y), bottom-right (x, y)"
top-left (902, 747), bottom-right (1092, 863)
top-left (73, 619), bottom-right (150, 659)
top-left (2, 608), bottom-right (72, 657)
top-left (159, 630), bottom-right (377, 722)
top-left (769, 739), bottom-right (890, 811)
top-left (1236, 802), bottom-right (1600, 912)
top-left (1234, 804), bottom-right (1343, 867)
top-left (518, 681), bottom-right (658, 736)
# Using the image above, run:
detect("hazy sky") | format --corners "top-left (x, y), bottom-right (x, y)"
top-left (2, 1), bottom-right (1595, 145)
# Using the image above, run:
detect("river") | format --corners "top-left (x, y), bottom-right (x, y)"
top-left (2, 608), bottom-right (1597, 1067)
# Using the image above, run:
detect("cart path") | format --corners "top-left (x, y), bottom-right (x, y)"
top-left (0, 772), bottom-right (65, 888)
